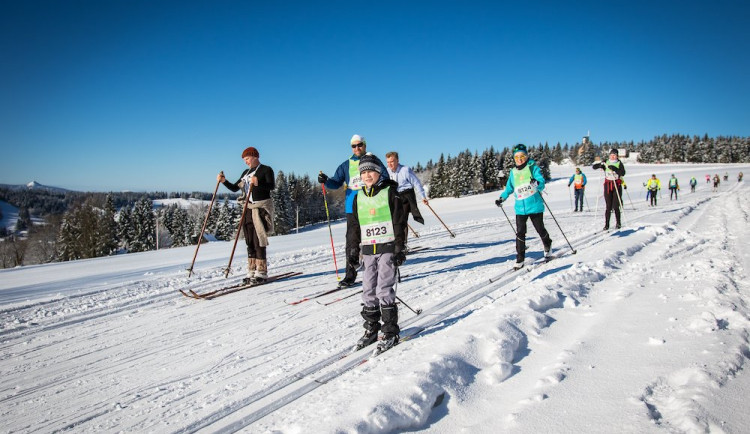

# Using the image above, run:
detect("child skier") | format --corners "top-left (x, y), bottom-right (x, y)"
top-left (350, 153), bottom-right (406, 354)
top-left (690, 177), bottom-right (697, 192)
top-left (496, 144), bottom-right (552, 270)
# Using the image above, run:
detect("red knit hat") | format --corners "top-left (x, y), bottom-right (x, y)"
top-left (241, 147), bottom-right (259, 158)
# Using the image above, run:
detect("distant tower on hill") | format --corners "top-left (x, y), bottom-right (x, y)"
top-left (578, 131), bottom-right (591, 157)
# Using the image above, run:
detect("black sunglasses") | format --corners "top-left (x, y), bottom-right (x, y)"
top-left (351, 143), bottom-right (364, 149)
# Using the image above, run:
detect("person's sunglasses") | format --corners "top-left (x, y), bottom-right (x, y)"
top-left (351, 143), bottom-right (364, 149)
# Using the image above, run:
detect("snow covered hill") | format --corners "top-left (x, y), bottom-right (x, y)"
top-left (0, 181), bottom-right (71, 193)
top-left (1, 163), bottom-right (749, 433)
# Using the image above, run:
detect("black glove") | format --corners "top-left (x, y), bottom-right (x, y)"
top-left (495, 198), bottom-right (503, 207)
top-left (318, 172), bottom-right (328, 184)
top-left (393, 250), bottom-right (406, 266)
top-left (530, 179), bottom-right (539, 187)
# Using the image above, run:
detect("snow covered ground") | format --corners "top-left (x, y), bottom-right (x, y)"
top-left (1, 162), bottom-right (749, 433)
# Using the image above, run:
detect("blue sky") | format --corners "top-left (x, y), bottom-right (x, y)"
top-left (1, 0), bottom-right (748, 192)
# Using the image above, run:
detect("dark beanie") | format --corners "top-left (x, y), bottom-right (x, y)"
top-left (609, 148), bottom-right (618, 155)
top-left (242, 147), bottom-right (259, 158)
top-left (358, 152), bottom-right (382, 174)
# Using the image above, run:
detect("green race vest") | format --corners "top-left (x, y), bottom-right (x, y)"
top-left (348, 159), bottom-right (364, 191)
top-left (512, 165), bottom-right (537, 200)
top-left (357, 186), bottom-right (395, 245)
top-left (604, 160), bottom-right (621, 181)
top-left (573, 173), bottom-right (584, 188)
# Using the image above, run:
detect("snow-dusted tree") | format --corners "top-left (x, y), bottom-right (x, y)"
top-left (272, 171), bottom-right (294, 235)
top-left (117, 206), bottom-right (134, 251)
top-left (480, 148), bottom-right (501, 190)
top-left (15, 207), bottom-right (31, 232)
top-left (96, 194), bottom-right (118, 256)
top-left (171, 206), bottom-right (193, 247)
top-left (130, 198), bottom-right (156, 252)
top-left (528, 146), bottom-right (551, 181)
top-left (57, 201), bottom-right (101, 260)
top-left (429, 154), bottom-right (447, 198)
top-left (215, 199), bottom-right (235, 240)
top-left (552, 143), bottom-right (564, 164)
top-left (577, 142), bottom-right (598, 166)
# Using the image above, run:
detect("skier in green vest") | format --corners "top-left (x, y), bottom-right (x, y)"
top-left (350, 153), bottom-right (406, 354)
top-left (592, 149), bottom-right (626, 230)
top-left (668, 174), bottom-right (680, 200)
top-left (318, 135), bottom-right (389, 288)
top-left (496, 144), bottom-right (552, 270)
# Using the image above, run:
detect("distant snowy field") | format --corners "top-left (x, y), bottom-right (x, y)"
top-left (1, 162), bottom-right (749, 433)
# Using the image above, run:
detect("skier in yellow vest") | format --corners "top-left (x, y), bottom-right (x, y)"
top-left (645, 174), bottom-right (661, 207)
top-left (567, 167), bottom-right (587, 212)
top-left (350, 153), bottom-right (406, 355)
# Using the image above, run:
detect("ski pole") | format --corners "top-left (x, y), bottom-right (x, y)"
top-left (568, 185), bottom-right (573, 211)
top-left (188, 171), bottom-right (222, 278)
top-left (613, 182), bottom-right (626, 225)
top-left (584, 188), bottom-right (590, 211)
top-left (625, 188), bottom-right (636, 210)
top-left (224, 183), bottom-right (253, 278)
top-left (321, 178), bottom-right (341, 281)
top-left (539, 194), bottom-right (577, 254)
top-left (498, 202), bottom-right (524, 250)
top-left (407, 223), bottom-right (420, 238)
top-left (425, 202), bottom-right (455, 238)
top-left (497, 201), bottom-right (517, 235)
top-left (395, 268), bottom-right (422, 315)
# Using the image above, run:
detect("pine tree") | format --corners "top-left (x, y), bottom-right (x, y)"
top-left (272, 171), bottom-right (294, 235)
top-left (215, 199), bottom-right (234, 240)
top-left (16, 207), bottom-right (31, 232)
top-left (117, 207), bottom-right (134, 252)
top-left (97, 194), bottom-right (118, 256)
top-left (429, 154), bottom-right (447, 198)
top-left (578, 142), bottom-right (597, 166)
top-left (130, 198), bottom-right (156, 252)
top-left (56, 201), bottom-right (101, 260)
top-left (552, 143), bottom-right (564, 164)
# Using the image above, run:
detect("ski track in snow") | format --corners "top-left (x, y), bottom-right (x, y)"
top-left (1, 164), bottom-right (749, 433)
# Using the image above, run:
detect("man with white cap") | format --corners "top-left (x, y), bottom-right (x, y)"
top-left (319, 135), bottom-right (389, 287)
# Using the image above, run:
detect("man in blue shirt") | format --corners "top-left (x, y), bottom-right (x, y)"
top-left (319, 135), bottom-right (389, 287)
top-left (385, 151), bottom-right (428, 245)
